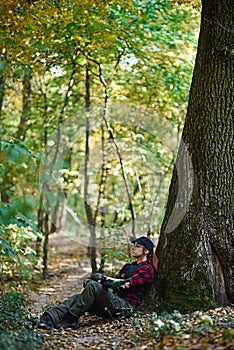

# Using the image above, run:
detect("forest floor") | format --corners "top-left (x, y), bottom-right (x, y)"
top-left (27, 234), bottom-right (234, 350)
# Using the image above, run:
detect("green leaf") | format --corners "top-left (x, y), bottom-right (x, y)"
top-left (1, 238), bottom-right (16, 258)
top-left (198, 315), bottom-right (214, 326)
top-left (12, 213), bottom-right (42, 234)
top-left (222, 330), bottom-right (234, 341)
top-left (0, 60), bottom-right (6, 73)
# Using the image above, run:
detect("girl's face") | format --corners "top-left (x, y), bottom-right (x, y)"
top-left (130, 243), bottom-right (148, 258)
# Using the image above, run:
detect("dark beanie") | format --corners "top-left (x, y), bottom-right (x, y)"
top-left (131, 236), bottom-right (153, 253)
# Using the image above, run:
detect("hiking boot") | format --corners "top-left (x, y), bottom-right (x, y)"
top-left (38, 313), bottom-right (55, 330)
top-left (55, 313), bottom-right (79, 330)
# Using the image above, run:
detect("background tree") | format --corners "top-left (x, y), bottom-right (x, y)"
top-left (156, 0), bottom-right (234, 311)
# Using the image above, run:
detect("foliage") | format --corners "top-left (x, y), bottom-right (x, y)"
top-left (0, 138), bottom-right (40, 211)
top-left (0, 224), bottom-right (42, 279)
top-left (0, 0), bottom-right (199, 145)
top-left (132, 308), bottom-right (234, 346)
top-left (0, 139), bottom-right (42, 278)
top-left (0, 291), bottom-right (43, 350)
top-left (0, 0), bottom-right (200, 274)
top-left (134, 310), bottom-right (183, 341)
top-left (0, 0), bottom-right (200, 231)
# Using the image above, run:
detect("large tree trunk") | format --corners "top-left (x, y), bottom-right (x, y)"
top-left (155, 0), bottom-right (234, 312)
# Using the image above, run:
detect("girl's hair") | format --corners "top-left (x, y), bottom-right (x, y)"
top-left (148, 252), bottom-right (159, 272)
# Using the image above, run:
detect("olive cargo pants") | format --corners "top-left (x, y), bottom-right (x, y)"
top-left (46, 280), bottom-right (133, 324)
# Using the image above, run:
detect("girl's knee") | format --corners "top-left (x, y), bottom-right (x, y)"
top-left (86, 280), bottom-right (103, 291)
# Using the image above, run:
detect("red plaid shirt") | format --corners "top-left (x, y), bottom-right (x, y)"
top-left (116, 261), bottom-right (155, 308)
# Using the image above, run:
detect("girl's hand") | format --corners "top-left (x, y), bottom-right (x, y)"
top-left (123, 282), bottom-right (130, 289)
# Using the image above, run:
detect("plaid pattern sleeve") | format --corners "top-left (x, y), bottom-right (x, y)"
top-left (116, 261), bottom-right (154, 308)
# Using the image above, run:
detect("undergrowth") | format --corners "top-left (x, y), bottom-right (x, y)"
top-left (0, 290), bottom-right (43, 350)
top-left (132, 308), bottom-right (234, 344)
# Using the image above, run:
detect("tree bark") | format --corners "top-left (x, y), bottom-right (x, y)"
top-left (0, 52), bottom-right (6, 139)
top-left (0, 75), bottom-right (4, 137)
top-left (16, 70), bottom-right (31, 140)
top-left (84, 62), bottom-right (97, 272)
top-left (155, 0), bottom-right (234, 311)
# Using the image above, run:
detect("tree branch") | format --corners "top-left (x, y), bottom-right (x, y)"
top-left (96, 61), bottom-right (136, 235)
